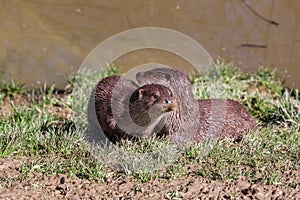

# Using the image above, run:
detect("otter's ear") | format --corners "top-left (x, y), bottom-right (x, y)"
top-left (136, 72), bottom-right (143, 82)
top-left (165, 73), bottom-right (171, 81)
top-left (136, 72), bottom-right (143, 77)
top-left (138, 89), bottom-right (144, 99)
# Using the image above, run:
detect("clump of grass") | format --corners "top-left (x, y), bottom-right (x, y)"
top-left (0, 80), bottom-right (25, 104)
top-left (193, 124), bottom-right (299, 185)
top-left (0, 106), bottom-right (75, 156)
top-left (272, 89), bottom-right (300, 128)
top-left (90, 136), bottom-right (181, 176)
top-left (0, 80), bottom-right (24, 97)
top-left (0, 100), bottom-right (105, 181)
top-left (35, 84), bottom-right (56, 105)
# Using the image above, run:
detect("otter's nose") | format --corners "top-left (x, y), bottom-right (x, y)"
top-left (165, 99), bottom-right (175, 104)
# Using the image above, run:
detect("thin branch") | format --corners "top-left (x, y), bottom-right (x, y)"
top-left (241, 43), bottom-right (267, 48)
top-left (242, 0), bottom-right (279, 26)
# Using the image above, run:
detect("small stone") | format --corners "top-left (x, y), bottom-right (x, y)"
top-left (254, 192), bottom-right (265, 200)
top-left (241, 188), bottom-right (248, 195)
top-left (249, 184), bottom-right (260, 194)
top-left (60, 176), bottom-right (65, 184)
top-left (272, 189), bottom-right (283, 196)
top-left (237, 180), bottom-right (250, 190)
top-left (200, 186), bottom-right (209, 194)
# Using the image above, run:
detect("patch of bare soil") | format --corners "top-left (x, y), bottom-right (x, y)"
top-left (0, 94), bottom-right (73, 119)
top-left (45, 105), bottom-right (74, 120)
top-left (0, 158), bottom-right (299, 199)
top-left (0, 94), bottom-right (27, 116)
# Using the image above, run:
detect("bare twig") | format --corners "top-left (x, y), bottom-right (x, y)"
top-left (242, 0), bottom-right (279, 26)
top-left (241, 44), bottom-right (267, 48)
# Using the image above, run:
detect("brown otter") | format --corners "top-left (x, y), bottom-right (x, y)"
top-left (87, 75), bottom-right (177, 143)
top-left (137, 67), bottom-right (200, 143)
top-left (136, 66), bottom-right (256, 143)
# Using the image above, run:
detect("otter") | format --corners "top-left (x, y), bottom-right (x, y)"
top-left (136, 66), bottom-right (256, 143)
top-left (87, 75), bottom-right (177, 143)
top-left (137, 67), bottom-right (200, 143)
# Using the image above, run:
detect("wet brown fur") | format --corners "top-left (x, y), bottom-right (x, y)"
top-left (87, 75), bottom-right (177, 143)
top-left (136, 66), bottom-right (256, 143)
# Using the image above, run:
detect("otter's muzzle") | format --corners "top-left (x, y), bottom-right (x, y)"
top-left (163, 99), bottom-right (177, 112)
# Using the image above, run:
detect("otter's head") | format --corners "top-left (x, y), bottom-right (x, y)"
top-left (136, 68), bottom-right (173, 86)
top-left (136, 67), bottom-right (194, 100)
top-left (129, 84), bottom-right (177, 126)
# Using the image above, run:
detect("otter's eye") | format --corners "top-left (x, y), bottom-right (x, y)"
top-left (153, 94), bottom-right (159, 99)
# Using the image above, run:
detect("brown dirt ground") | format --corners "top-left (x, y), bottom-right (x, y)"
top-left (0, 158), bottom-right (299, 199)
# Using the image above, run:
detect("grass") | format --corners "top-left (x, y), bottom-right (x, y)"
top-left (0, 61), bottom-right (299, 189)
top-left (1, 80), bottom-right (24, 97)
